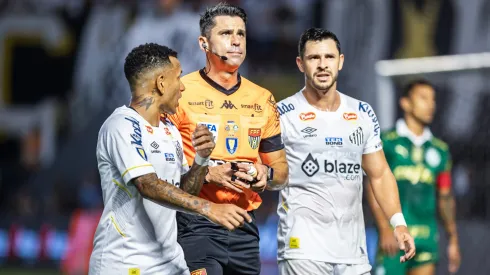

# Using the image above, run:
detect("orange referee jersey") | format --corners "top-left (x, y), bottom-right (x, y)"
top-left (166, 69), bottom-right (284, 211)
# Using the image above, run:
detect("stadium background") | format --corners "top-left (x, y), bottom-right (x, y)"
top-left (0, 0), bottom-right (489, 274)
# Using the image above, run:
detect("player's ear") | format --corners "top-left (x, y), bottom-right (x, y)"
top-left (338, 53), bottom-right (345, 71)
top-left (399, 96), bottom-right (411, 112)
top-left (296, 56), bottom-right (305, 73)
top-left (156, 74), bottom-right (165, 95)
top-left (199, 36), bottom-right (207, 52)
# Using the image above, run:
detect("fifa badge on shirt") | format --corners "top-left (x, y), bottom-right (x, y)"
top-left (248, 128), bottom-right (261, 150)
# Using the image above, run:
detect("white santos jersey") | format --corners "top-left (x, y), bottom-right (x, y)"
top-left (90, 106), bottom-right (190, 275)
top-left (277, 90), bottom-right (382, 265)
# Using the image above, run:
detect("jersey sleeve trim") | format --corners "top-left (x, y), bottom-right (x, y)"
top-left (259, 133), bottom-right (285, 153)
top-left (363, 142), bottom-right (383, 155)
top-left (112, 179), bottom-right (133, 198)
top-left (121, 164), bottom-right (155, 184)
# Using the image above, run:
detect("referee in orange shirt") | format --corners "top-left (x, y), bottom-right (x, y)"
top-left (166, 3), bottom-right (289, 275)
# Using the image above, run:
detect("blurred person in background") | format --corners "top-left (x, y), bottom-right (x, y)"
top-left (367, 79), bottom-right (461, 275)
top-left (105, 0), bottom-right (205, 109)
top-left (89, 43), bottom-right (251, 275)
top-left (167, 2), bottom-right (289, 275)
top-left (276, 28), bottom-right (415, 275)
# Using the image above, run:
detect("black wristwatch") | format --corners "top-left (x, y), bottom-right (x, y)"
top-left (264, 164), bottom-right (274, 182)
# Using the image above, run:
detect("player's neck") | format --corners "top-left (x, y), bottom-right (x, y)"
top-left (303, 85), bottom-right (340, 112)
top-left (129, 93), bottom-right (161, 127)
top-left (204, 65), bottom-right (239, 90)
top-left (404, 115), bottom-right (425, 136)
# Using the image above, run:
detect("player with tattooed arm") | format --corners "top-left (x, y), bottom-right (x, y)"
top-left (89, 43), bottom-right (251, 275)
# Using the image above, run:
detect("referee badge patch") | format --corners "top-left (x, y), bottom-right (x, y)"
top-left (226, 137), bottom-right (238, 155)
top-left (191, 268), bottom-right (207, 275)
top-left (248, 128), bottom-right (261, 149)
top-left (128, 268), bottom-right (140, 275)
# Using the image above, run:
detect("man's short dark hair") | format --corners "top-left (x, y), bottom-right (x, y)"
top-left (298, 28), bottom-right (341, 58)
top-left (124, 43), bottom-right (177, 91)
top-left (199, 2), bottom-right (247, 38)
top-left (402, 79), bottom-right (435, 98)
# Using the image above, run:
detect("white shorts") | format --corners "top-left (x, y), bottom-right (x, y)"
top-left (279, 259), bottom-right (371, 275)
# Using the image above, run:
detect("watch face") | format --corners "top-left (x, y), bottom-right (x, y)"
top-left (268, 166), bottom-right (274, 181)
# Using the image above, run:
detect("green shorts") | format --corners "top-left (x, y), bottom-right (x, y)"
top-left (374, 237), bottom-right (439, 275)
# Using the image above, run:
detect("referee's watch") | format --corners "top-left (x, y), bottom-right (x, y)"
top-left (264, 164), bottom-right (274, 182)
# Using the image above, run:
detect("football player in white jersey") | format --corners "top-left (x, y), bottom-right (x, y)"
top-left (89, 43), bottom-right (252, 275)
top-left (276, 28), bottom-right (416, 275)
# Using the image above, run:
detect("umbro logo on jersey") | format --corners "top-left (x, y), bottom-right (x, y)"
top-left (349, 127), bottom-right (364, 146)
top-left (220, 100), bottom-right (237, 109)
top-left (301, 127), bottom-right (317, 134)
top-left (301, 127), bottom-right (317, 138)
top-left (302, 154), bottom-right (320, 177)
top-left (150, 141), bottom-right (161, 154)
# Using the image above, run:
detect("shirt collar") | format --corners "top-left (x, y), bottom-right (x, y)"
top-left (396, 119), bottom-right (432, 147)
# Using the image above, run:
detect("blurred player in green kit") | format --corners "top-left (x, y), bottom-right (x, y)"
top-left (367, 79), bottom-right (461, 275)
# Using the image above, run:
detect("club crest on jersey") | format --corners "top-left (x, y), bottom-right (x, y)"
top-left (299, 112), bottom-right (316, 121)
top-left (225, 121), bottom-right (239, 137)
top-left (226, 137), bottom-right (238, 155)
top-left (191, 269), bottom-right (207, 275)
top-left (343, 112), bottom-right (358, 121)
top-left (125, 116), bottom-right (148, 161)
top-left (349, 127), bottom-right (364, 146)
top-left (425, 148), bottom-right (441, 167)
top-left (248, 128), bottom-right (261, 150)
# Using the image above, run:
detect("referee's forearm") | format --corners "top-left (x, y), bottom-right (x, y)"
top-left (370, 169), bottom-right (403, 221)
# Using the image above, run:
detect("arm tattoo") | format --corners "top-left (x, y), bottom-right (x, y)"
top-left (132, 173), bottom-right (210, 216)
top-left (439, 192), bottom-right (457, 237)
top-left (180, 163), bottom-right (207, 196)
top-left (134, 96), bottom-right (155, 110)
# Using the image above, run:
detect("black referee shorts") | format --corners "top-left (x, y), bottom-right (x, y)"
top-left (176, 211), bottom-right (261, 275)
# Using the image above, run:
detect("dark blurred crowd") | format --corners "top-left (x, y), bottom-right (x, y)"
top-left (0, 0), bottom-right (326, 224)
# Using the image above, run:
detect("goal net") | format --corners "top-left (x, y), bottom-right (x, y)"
top-left (374, 52), bottom-right (490, 217)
